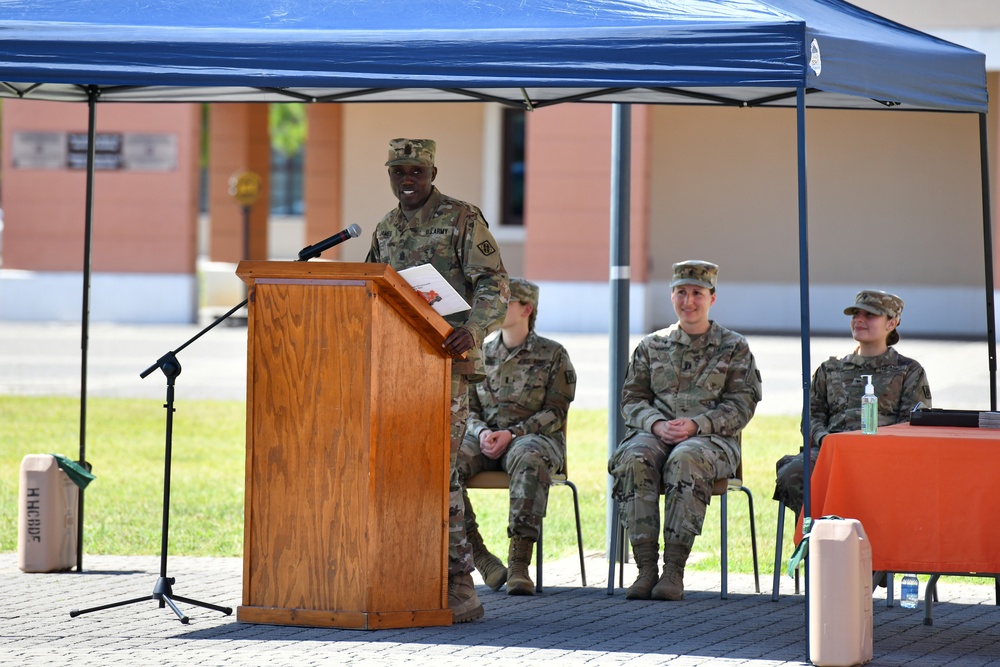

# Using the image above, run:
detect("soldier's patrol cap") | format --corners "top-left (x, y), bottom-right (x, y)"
top-left (509, 277), bottom-right (539, 310)
top-left (844, 290), bottom-right (904, 320)
top-left (385, 138), bottom-right (436, 167)
top-left (670, 260), bottom-right (718, 290)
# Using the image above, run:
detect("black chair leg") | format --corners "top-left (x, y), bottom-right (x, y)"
top-left (721, 486), bottom-right (759, 599)
top-left (536, 523), bottom-right (544, 593)
top-left (772, 501), bottom-right (787, 601)
top-left (607, 502), bottom-right (620, 595)
top-left (565, 480), bottom-right (587, 586)
top-left (721, 493), bottom-right (729, 599)
top-left (535, 478), bottom-right (586, 593)
top-left (739, 486), bottom-right (760, 593)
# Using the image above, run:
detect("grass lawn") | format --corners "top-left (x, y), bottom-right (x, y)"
top-left (0, 396), bottom-right (803, 578)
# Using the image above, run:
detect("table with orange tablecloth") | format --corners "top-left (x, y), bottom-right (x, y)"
top-left (803, 422), bottom-right (1000, 575)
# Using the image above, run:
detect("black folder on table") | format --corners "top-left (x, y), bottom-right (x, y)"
top-left (910, 408), bottom-right (984, 428)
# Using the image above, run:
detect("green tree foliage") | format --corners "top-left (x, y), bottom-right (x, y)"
top-left (269, 103), bottom-right (307, 157)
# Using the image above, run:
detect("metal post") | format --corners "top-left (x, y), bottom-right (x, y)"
top-left (978, 113), bottom-right (997, 410)
top-left (607, 104), bottom-right (631, 559)
top-left (76, 86), bottom-right (99, 572)
top-left (796, 87), bottom-right (813, 662)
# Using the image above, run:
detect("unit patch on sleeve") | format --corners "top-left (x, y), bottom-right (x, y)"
top-left (477, 240), bottom-right (497, 256)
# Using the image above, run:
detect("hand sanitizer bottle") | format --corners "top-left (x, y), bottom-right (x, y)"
top-left (861, 374), bottom-right (878, 435)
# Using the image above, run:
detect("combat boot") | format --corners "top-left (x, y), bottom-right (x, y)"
top-left (506, 534), bottom-right (535, 595)
top-left (652, 542), bottom-right (691, 601)
top-left (469, 525), bottom-right (507, 591)
top-left (625, 540), bottom-right (660, 600)
top-left (447, 572), bottom-right (485, 623)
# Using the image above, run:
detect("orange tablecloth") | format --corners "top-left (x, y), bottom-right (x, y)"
top-left (801, 422), bottom-right (1000, 574)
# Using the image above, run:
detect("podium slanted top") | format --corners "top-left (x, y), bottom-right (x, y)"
top-left (236, 260), bottom-right (455, 357)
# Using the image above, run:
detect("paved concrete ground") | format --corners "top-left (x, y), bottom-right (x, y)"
top-left (2, 322), bottom-right (999, 666)
top-left (2, 552), bottom-right (998, 667)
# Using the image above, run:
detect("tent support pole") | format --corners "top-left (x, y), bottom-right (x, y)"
top-left (979, 113), bottom-right (997, 410)
top-left (606, 104), bottom-right (631, 561)
top-left (76, 87), bottom-right (98, 572)
top-left (796, 87), bottom-right (813, 662)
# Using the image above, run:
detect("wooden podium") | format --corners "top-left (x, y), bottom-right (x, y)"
top-left (235, 261), bottom-right (453, 629)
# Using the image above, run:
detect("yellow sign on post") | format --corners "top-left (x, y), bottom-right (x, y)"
top-left (229, 170), bottom-right (261, 207)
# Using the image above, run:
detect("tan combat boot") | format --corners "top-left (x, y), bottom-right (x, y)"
top-left (506, 534), bottom-right (535, 596)
top-left (447, 572), bottom-right (485, 623)
top-left (625, 540), bottom-right (660, 600)
top-left (468, 526), bottom-right (508, 592)
top-left (652, 542), bottom-right (691, 601)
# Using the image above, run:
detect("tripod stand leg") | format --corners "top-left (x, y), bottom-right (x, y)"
top-left (170, 594), bottom-right (234, 615)
top-left (69, 595), bottom-right (156, 618)
top-left (157, 594), bottom-right (190, 624)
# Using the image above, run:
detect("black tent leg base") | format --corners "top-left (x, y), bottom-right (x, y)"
top-left (69, 576), bottom-right (232, 624)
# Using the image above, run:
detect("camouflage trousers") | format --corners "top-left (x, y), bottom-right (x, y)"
top-left (772, 447), bottom-right (821, 518)
top-left (608, 432), bottom-right (734, 549)
top-left (457, 432), bottom-right (565, 542)
top-left (449, 372), bottom-right (474, 576)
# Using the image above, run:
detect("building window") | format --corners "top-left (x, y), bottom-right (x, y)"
top-left (269, 104), bottom-right (307, 216)
top-left (270, 149), bottom-right (304, 215)
top-left (501, 108), bottom-right (525, 226)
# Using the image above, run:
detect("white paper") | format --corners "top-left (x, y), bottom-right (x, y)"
top-left (396, 264), bottom-right (471, 316)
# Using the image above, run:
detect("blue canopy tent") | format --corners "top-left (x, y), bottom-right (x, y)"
top-left (0, 0), bottom-right (987, 112)
top-left (0, 0), bottom-right (991, 653)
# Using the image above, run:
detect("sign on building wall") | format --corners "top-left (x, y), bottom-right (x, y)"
top-left (11, 131), bottom-right (178, 171)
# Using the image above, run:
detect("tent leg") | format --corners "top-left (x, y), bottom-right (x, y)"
top-left (795, 87), bottom-right (812, 664)
top-left (979, 113), bottom-right (997, 411)
top-left (607, 103), bottom-right (631, 560)
top-left (76, 87), bottom-right (99, 572)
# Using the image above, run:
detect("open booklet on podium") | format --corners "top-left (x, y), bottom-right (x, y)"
top-left (396, 264), bottom-right (471, 316)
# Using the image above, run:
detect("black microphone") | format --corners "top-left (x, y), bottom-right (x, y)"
top-left (297, 224), bottom-right (362, 261)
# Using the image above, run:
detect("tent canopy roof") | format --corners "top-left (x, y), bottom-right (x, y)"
top-left (0, 0), bottom-right (986, 113)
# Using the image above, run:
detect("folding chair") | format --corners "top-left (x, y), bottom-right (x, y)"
top-left (465, 433), bottom-right (586, 593)
top-left (607, 459), bottom-right (760, 599)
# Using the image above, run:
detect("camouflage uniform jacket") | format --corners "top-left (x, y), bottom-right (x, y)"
top-left (808, 347), bottom-right (931, 449)
top-left (467, 331), bottom-right (577, 442)
top-left (620, 322), bottom-right (762, 465)
top-left (366, 186), bottom-right (509, 381)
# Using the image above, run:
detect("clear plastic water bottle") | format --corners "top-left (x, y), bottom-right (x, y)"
top-left (900, 573), bottom-right (919, 608)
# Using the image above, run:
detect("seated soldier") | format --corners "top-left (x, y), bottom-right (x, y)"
top-left (456, 277), bottom-right (577, 595)
top-left (608, 260), bottom-right (762, 601)
top-left (773, 290), bottom-right (932, 519)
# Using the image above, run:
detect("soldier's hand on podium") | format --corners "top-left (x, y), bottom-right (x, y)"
top-left (443, 326), bottom-right (474, 356)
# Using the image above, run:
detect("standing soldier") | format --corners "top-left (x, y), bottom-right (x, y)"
top-left (609, 260), bottom-right (762, 601)
top-left (366, 138), bottom-right (509, 623)
top-left (457, 278), bottom-right (577, 595)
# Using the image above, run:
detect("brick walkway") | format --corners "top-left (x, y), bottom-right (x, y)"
top-left (3, 552), bottom-right (998, 667)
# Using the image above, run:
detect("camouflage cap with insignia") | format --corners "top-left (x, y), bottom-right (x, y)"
top-left (385, 138), bottom-right (436, 167)
top-left (670, 260), bottom-right (718, 290)
top-left (509, 277), bottom-right (539, 310)
top-left (844, 290), bottom-right (904, 320)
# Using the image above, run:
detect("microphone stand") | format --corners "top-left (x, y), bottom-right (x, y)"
top-left (69, 227), bottom-right (359, 624)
